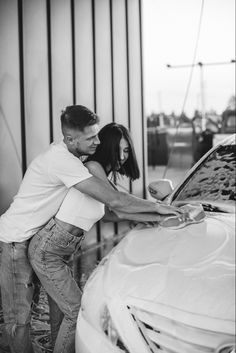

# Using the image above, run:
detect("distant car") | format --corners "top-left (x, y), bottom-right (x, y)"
top-left (213, 110), bottom-right (236, 146)
top-left (220, 110), bottom-right (236, 134)
top-left (76, 134), bottom-right (236, 353)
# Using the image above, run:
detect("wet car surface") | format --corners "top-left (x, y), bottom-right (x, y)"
top-left (174, 144), bottom-right (235, 203)
top-left (75, 134), bottom-right (235, 353)
top-left (0, 135), bottom-right (235, 353)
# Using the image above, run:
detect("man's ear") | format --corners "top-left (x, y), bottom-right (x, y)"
top-left (65, 134), bottom-right (73, 144)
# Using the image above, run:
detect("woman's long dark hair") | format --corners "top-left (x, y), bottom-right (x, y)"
top-left (87, 123), bottom-right (140, 181)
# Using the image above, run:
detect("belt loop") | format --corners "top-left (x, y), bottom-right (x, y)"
top-left (75, 234), bottom-right (84, 251)
top-left (45, 218), bottom-right (56, 231)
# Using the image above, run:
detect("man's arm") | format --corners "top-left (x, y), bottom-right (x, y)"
top-left (74, 176), bottom-right (180, 216)
top-left (102, 206), bottom-right (166, 223)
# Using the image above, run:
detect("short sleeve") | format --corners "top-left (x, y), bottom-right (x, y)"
top-left (49, 148), bottom-right (93, 188)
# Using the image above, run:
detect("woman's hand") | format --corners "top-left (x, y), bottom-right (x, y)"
top-left (129, 220), bottom-right (159, 229)
top-left (155, 202), bottom-right (184, 216)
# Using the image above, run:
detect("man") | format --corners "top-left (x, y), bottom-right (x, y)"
top-left (0, 105), bottom-right (179, 353)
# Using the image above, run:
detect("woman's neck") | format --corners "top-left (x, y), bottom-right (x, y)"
top-left (105, 165), bottom-right (111, 176)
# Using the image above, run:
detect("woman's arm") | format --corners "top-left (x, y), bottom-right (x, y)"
top-left (84, 160), bottom-right (111, 185)
top-left (102, 206), bottom-right (166, 223)
top-left (84, 163), bottom-right (164, 223)
top-left (102, 206), bottom-right (120, 222)
top-left (81, 160), bottom-right (180, 216)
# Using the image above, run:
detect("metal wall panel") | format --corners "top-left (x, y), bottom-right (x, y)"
top-left (91, 0), bottom-right (115, 242)
top-left (110, 0), bottom-right (131, 235)
top-left (127, 0), bottom-right (146, 198)
top-left (23, 0), bottom-right (50, 163)
top-left (94, 0), bottom-right (113, 127)
top-left (0, 0), bottom-right (22, 214)
top-left (50, 0), bottom-right (73, 142)
top-left (112, 0), bottom-right (130, 193)
top-left (112, 0), bottom-right (129, 126)
top-left (74, 0), bottom-right (94, 110)
top-left (0, 0), bottom-right (146, 244)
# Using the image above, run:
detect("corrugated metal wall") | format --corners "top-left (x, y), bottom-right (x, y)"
top-left (0, 0), bottom-right (147, 244)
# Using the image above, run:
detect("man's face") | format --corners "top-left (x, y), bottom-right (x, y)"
top-left (65, 124), bottom-right (100, 157)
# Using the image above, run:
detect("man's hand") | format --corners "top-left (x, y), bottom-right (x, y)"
top-left (156, 203), bottom-right (183, 216)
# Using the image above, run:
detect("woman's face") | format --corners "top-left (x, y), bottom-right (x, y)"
top-left (117, 137), bottom-right (129, 168)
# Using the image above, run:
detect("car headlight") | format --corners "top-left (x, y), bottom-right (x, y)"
top-left (217, 346), bottom-right (235, 353)
top-left (101, 306), bottom-right (130, 353)
top-left (101, 306), bottom-right (119, 345)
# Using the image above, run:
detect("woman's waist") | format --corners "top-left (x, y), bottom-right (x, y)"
top-left (54, 217), bottom-right (84, 237)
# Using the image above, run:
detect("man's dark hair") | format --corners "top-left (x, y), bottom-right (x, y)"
top-left (87, 123), bottom-right (140, 181)
top-left (61, 105), bottom-right (99, 132)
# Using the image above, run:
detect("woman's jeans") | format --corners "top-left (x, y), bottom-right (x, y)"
top-left (0, 240), bottom-right (35, 353)
top-left (28, 218), bottom-right (84, 353)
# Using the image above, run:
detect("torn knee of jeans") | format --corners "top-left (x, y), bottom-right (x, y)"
top-left (5, 322), bottom-right (30, 337)
top-left (25, 281), bottom-right (34, 288)
top-left (5, 322), bottom-right (17, 337)
top-left (67, 304), bottom-right (81, 320)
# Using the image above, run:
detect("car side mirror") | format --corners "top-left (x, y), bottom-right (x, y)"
top-left (148, 179), bottom-right (174, 201)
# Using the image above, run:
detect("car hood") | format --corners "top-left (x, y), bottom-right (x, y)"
top-left (103, 213), bottom-right (235, 323)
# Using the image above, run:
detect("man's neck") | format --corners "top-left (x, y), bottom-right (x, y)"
top-left (63, 141), bottom-right (80, 158)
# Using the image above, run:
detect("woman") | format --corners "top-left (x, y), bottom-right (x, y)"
top-left (86, 122), bottom-right (140, 182)
top-left (85, 122), bottom-right (142, 222)
top-left (85, 123), bottom-right (175, 223)
top-left (28, 123), bottom-right (182, 353)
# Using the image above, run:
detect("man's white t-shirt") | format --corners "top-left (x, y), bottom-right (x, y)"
top-left (0, 141), bottom-right (92, 243)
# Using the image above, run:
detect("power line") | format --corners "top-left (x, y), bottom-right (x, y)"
top-left (167, 59), bottom-right (235, 69)
top-left (162, 0), bottom-right (205, 178)
top-left (166, 59), bottom-right (235, 130)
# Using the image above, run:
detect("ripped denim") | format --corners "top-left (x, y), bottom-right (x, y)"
top-left (28, 218), bottom-right (83, 353)
top-left (0, 240), bottom-right (35, 353)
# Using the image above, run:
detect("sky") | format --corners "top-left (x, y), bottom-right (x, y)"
top-left (142, 0), bottom-right (235, 117)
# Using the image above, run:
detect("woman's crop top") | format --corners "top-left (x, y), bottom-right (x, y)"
top-left (56, 187), bottom-right (105, 231)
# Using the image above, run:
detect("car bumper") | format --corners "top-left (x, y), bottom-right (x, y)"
top-left (75, 309), bottom-right (123, 353)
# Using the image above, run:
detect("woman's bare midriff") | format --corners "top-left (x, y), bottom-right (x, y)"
top-left (54, 217), bottom-right (84, 237)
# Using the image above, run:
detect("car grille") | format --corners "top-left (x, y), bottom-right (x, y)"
top-left (129, 306), bottom-right (235, 353)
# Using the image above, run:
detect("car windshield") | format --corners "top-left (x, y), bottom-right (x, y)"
top-left (172, 144), bottom-right (236, 213)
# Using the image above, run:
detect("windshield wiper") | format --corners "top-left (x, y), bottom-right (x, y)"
top-left (173, 200), bottom-right (232, 213)
top-left (201, 203), bottom-right (227, 213)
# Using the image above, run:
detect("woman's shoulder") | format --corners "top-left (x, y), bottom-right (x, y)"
top-left (85, 160), bottom-right (107, 181)
top-left (85, 160), bottom-right (102, 171)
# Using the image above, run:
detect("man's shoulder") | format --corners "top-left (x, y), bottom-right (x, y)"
top-left (49, 140), bottom-right (67, 153)
top-left (47, 141), bottom-right (87, 176)
top-left (26, 141), bottom-right (70, 172)
top-left (41, 141), bottom-right (72, 160)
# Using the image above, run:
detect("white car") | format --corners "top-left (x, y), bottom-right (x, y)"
top-left (76, 134), bottom-right (235, 353)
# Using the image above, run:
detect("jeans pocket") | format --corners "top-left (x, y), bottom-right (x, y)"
top-left (49, 229), bottom-right (75, 249)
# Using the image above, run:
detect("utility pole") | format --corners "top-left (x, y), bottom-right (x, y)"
top-left (166, 59), bottom-right (235, 131)
top-left (158, 90), bottom-right (163, 113)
